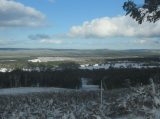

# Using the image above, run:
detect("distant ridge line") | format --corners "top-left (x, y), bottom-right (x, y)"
top-left (0, 48), bottom-right (159, 51)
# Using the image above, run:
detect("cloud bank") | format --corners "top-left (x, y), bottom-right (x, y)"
top-left (0, 0), bottom-right (45, 27)
top-left (68, 16), bottom-right (160, 38)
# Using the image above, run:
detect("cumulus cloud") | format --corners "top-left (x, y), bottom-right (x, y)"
top-left (0, 0), bottom-right (45, 27)
top-left (68, 16), bottom-right (160, 38)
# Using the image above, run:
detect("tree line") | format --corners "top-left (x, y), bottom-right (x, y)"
top-left (0, 69), bottom-right (81, 89)
top-left (0, 68), bottom-right (160, 89)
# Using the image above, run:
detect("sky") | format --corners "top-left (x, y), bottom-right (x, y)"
top-left (0, 0), bottom-right (160, 49)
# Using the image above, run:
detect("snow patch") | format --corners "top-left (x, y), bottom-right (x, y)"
top-left (28, 59), bottom-right (41, 63)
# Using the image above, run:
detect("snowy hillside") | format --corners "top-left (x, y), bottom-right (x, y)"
top-left (0, 84), bottom-right (160, 119)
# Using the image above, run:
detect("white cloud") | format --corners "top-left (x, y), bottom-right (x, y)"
top-left (68, 16), bottom-right (160, 38)
top-left (40, 39), bottom-right (63, 44)
top-left (0, 0), bottom-right (45, 27)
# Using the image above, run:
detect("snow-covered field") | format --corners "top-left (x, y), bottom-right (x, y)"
top-left (0, 84), bottom-right (160, 119)
top-left (28, 57), bottom-right (83, 62)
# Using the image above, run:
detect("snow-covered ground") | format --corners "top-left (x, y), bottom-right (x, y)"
top-left (0, 84), bottom-right (160, 119)
top-left (0, 68), bottom-right (12, 72)
top-left (81, 85), bottom-right (99, 91)
top-left (1, 61), bottom-right (160, 72)
top-left (28, 59), bottom-right (41, 63)
top-left (28, 57), bottom-right (82, 62)
top-left (80, 62), bottom-right (160, 70)
top-left (0, 60), bottom-right (16, 62)
top-left (0, 87), bottom-right (71, 95)
top-left (0, 68), bottom-right (8, 72)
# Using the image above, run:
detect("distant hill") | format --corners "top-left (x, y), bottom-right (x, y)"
top-left (0, 48), bottom-right (160, 59)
